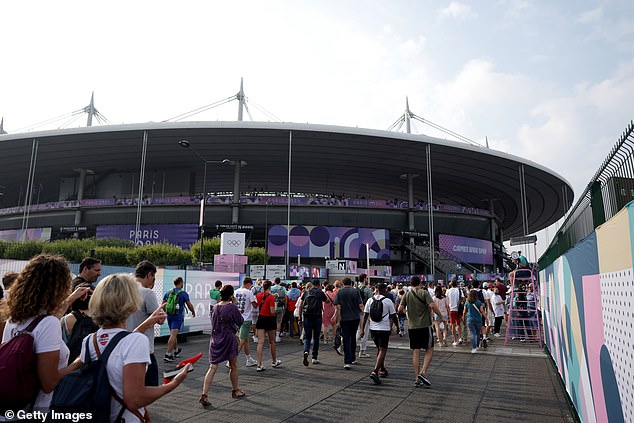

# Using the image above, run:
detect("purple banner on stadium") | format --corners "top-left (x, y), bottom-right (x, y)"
top-left (438, 234), bottom-right (493, 265)
top-left (96, 224), bottom-right (199, 250)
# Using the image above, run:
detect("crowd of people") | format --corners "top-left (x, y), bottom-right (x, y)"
top-left (0, 255), bottom-right (538, 420)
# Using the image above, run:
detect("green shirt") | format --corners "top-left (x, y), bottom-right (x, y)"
top-left (209, 289), bottom-right (221, 304)
top-left (400, 287), bottom-right (433, 329)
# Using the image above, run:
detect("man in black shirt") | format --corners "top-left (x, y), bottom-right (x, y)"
top-left (333, 277), bottom-right (364, 369)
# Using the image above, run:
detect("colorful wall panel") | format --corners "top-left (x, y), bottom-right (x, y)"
top-left (267, 225), bottom-right (390, 259)
top-left (541, 202), bottom-right (634, 423)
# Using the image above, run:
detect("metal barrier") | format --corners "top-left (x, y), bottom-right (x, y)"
top-left (540, 120), bottom-right (634, 269)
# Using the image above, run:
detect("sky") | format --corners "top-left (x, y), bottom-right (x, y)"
top-left (1, 0), bottom-right (633, 257)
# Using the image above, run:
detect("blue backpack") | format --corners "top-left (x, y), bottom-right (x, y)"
top-left (50, 331), bottom-right (140, 423)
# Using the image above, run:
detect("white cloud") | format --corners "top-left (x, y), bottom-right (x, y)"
top-left (576, 7), bottom-right (603, 24)
top-left (397, 36), bottom-right (427, 59)
top-left (439, 2), bottom-right (478, 20)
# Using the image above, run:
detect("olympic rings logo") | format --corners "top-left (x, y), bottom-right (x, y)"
top-left (226, 240), bottom-right (242, 247)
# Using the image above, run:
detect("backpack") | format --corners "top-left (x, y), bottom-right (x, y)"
top-left (302, 290), bottom-right (321, 316)
top-left (476, 289), bottom-right (485, 304)
top-left (0, 315), bottom-right (46, 412)
top-left (66, 311), bottom-right (99, 365)
top-left (50, 331), bottom-right (144, 423)
top-left (165, 288), bottom-right (183, 316)
top-left (358, 286), bottom-right (371, 304)
top-left (370, 296), bottom-right (387, 322)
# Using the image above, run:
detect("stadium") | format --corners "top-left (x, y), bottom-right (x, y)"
top-left (0, 93), bottom-right (574, 278)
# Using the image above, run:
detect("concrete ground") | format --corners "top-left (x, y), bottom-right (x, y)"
top-left (149, 330), bottom-right (576, 423)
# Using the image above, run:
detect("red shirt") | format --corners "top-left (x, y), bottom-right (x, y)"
top-left (256, 292), bottom-right (276, 317)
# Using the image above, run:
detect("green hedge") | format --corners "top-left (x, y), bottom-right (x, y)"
top-left (0, 237), bottom-right (263, 268)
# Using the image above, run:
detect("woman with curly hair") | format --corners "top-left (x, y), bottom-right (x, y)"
top-left (1, 254), bottom-right (90, 410)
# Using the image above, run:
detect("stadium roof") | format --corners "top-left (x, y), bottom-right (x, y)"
top-left (0, 121), bottom-right (573, 239)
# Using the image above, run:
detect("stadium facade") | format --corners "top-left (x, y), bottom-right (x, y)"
top-left (0, 120), bottom-right (574, 276)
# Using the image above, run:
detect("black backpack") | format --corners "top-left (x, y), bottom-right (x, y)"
top-left (302, 290), bottom-right (321, 316)
top-left (66, 311), bottom-right (99, 365)
top-left (370, 296), bottom-right (387, 322)
top-left (51, 331), bottom-right (140, 423)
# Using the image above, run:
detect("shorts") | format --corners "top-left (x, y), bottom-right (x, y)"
top-left (256, 315), bottom-right (277, 331)
top-left (370, 330), bottom-right (391, 350)
top-left (408, 327), bottom-right (434, 350)
top-left (167, 315), bottom-right (184, 330)
top-left (450, 311), bottom-right (461, 325)
top-left (239, 320), bottom-right (252, 340)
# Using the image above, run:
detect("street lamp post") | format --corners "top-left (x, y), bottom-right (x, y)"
top-left (178, 139), bottom-right (230, 269)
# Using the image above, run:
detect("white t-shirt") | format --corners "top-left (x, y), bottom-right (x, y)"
top-left (2, 315), bottom-right (69, 410)
top-left (364, 295), bottom-right (396, 331)
top-left (235, 287), bottom-right (256, 321)
top-left (434, 296), bottom-right (449, 319)
top-left (125, 285), bottom-right (159, 353)
top-left (80, 328), bottom-right (150, 422)
top-left (491, 294), bottom-right (505, 317)
top-left (447, 287), bottom-right (462, 311)
top-left (483, 289), bottom-right (493, 310)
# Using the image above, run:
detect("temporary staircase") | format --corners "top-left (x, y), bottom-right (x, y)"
top-left (504, 268), bottom-right (542, 347)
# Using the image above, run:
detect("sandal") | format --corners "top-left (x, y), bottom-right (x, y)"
top-left (231, 389), bottom-right (246, 398)
top-left (199, 393), bottom-right (211, 407)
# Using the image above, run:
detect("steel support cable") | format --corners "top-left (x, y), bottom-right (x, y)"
top-left (15, 109), bottom-right (83, 132)
top-left (410, 113), bottom-right (481, 146)
top-left (163, 96), bottom-right (236, 122)
top-left (248, 99), bottom-right (283, 122)
top-left (242, 101), bottom-right (254, 121)
top-left (387, 115), bottom-right (405, 131)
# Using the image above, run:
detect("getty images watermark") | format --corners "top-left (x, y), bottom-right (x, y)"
top-left (3, 409), bottom-right (92, 422)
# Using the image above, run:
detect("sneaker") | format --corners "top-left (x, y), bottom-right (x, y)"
top-left (303, 352), bottom-right (309, 367)
top-left (351, 361), bottom-right (358, 365)
top-left (311, 358), bottom-right (320, 364)
top-left (246, 357), bottom-right (257, 367)
top-left (174, 347), bottom-right (182, 357)
top-left (417, 373), bottom-right (431, 387)
top-left (471, 348), bottom-right (478, 353)
top-left (275, 335), bottom-right (282, 343)
top-left (163, 354), bottom-right (174, 362)
top-left (415, 380), bottom-right (424, 388)
top-left (256, 365), bottom-right (266, 372)
top-left (333, 345), bottom-right (343, 356)
top-left (359, 351), bottom-right (370, 358)
top-left (272, 359), bottom-right (282, 368)
top-left (494, 333), bottom-right (501, 338)
top-left (344, 364), bottom-right (352, 370)
top-left (452, 341), bottom-right (458, 346)
top-left (225, 361), bottom-right (231, 368)
top-left (379, 369), bottom-right (389, 378)
top-left (369, 371), bottom-right (382, 385)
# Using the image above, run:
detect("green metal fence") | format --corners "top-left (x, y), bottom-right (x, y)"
top-left (539, 120), bottom-right (634, 269)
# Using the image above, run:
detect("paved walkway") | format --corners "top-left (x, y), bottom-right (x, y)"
top-left (150, 332), bottom-right (575, 423)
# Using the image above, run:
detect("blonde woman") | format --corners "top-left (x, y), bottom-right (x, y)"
top-left (83, 273), bottom-right (189, 421)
